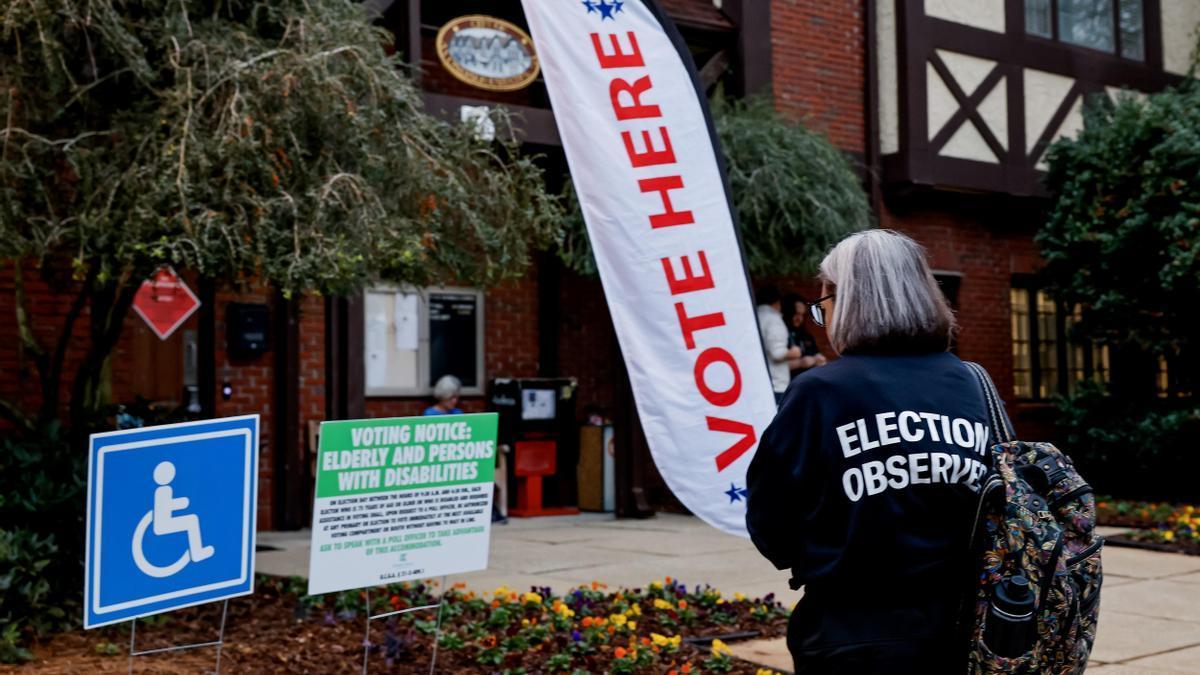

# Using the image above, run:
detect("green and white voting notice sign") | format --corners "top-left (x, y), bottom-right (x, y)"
top-left (306, 413), bottom-right (498, 595)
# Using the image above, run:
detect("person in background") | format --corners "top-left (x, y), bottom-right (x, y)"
top-left (757, 285), bottom-right (802, 404)
top-left (423, 375), bottom-right (463, 416)
top-left (782, 293), bottom-right (828, 379)
top-left (423, 374), bottom-right (506, 524)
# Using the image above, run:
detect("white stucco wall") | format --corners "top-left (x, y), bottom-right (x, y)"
top-left (1024, 68), bottom-right (1076, 155)
top-left (1161, 0), bottom-right (1200, 75)
top-left (924, 0), bottom-right (1005, 34)
top-left (877, 0), bottom-right (899, 154)
top-left (927, 50), bottom-right (1006, 163)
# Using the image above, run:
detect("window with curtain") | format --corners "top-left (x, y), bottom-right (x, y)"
top-left (1024, 0), bottom-right (1146, 61)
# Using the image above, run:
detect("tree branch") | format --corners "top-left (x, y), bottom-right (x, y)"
top-left (12, 260), bottom-right (49, 375)
top-left (0, 395), bottom-right (36, 434)
top-left (39, 264), bottom-right (97, 425)
top-left (68, 274), bottom-right (140, 436)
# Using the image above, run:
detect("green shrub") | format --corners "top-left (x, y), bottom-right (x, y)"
top-left (1055, 381), bottom-right (1200, 500)
top-left (0, 426), bottom-right (85, 663)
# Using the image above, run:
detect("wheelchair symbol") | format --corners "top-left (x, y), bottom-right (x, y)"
top-left (131, 461), bottom-right (215, 578)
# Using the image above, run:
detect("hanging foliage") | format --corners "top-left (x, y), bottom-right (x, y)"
top-left (0, 0), bottom-right (563, 433)
top-left (556, 95), bottom-right (871, 277)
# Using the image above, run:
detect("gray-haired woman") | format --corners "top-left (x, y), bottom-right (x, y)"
top-left (746, 230), bottom-right (1003, 674)
top-left (423, 375), bottom-right (463, 416)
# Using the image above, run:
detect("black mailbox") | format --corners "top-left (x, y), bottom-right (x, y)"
top-left (227, 303), bottom-right (269, 359)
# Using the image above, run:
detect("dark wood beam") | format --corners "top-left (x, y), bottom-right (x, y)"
top-left (407, 0), bottom-right (421, 86)
top-left (724, 0), bottom-right (772, 97)
top-left (273, 290), bottom-right (302, 530)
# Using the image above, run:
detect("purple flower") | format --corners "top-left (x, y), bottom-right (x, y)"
top-left (571, 630), bottom-right (583, 642)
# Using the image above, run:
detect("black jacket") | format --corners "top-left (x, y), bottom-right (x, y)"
top-left (746, 351), bottom-right (999, 649)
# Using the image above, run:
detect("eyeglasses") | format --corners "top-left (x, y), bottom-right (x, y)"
top-left (808, 294), bottom-right (835, 327)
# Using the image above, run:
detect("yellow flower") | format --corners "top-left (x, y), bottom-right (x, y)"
top-left (711, 639), bottom-right (733, 657)
top-left (523, 591), bottom-right (543, 605)
top-left (650, 580), bottom-right (663, 590)
top-left (716, 598), bottom-right (726, 605)
top-left (653, 598), bottom-right (673, 610)
top-left (756, 670), bottom-right (779, 675)
top-left (628, 603), bottom-right (643, 616)
top-left (628, 621), bottom-right (637, 630)
top-left (1164, 530), bottom-right (1176, 541)
top-left (651, 633), bottom-right (682, 649)
top-left (554, 604), bottom-right (576, 619)
top-left (733, 592), bottom-right (746, 601)
top-left (610, 613), bottom-right (628, 627)
top-left (493, 585), bottom-right (511, 599)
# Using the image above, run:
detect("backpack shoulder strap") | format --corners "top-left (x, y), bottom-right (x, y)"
top-left (964, 361), bottom-right (1014, 444)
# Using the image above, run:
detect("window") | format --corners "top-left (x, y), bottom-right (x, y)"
top-left (1024, 0), bottom-right (1146, 60)
top-left (1010, 280), bottom-right (1110, 399)
top-left (933, 272), bottom-right (962, 309)
top-left (363, 286), bottom-right (485, 397)
top-left (1156, 353), bottom-right (1193, 399)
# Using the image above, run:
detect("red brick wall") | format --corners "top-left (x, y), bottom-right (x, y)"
top-left (297, 294), bottom-right (326, 453)
top-left (210, 286), bottom-right (277, 528)
top-left (0, 262), bottom-right (90, 426)
top-left (557, 271), bottom-right (618, 418)
top-left (771, 0), bottom-right (866, 152)
top-left (880, 202), bottom-right (1053, 439)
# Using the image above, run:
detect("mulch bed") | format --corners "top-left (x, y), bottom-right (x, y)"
top-left (4, 577), bottom-right (789, 673)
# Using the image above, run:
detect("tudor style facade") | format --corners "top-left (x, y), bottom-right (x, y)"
top-left (2, 0), bottom-right (1197, 529)
top-left (879, 0), bottom-right (1189, 196)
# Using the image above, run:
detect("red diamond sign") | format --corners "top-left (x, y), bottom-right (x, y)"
top-left (131, 267), bottom-right (201, 340)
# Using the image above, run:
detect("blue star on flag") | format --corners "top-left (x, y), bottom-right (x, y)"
top-left (596, 0), bottom-right (617, 20)
top-left (581, 0), bottom-right (597, 13)
top-left (725, 483), bottom-right (748, 503)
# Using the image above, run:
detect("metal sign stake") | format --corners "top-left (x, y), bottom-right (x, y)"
top-left (126, 599), bottom-right (230, 674)
top-left (361, 576), bottom-right (449, 674)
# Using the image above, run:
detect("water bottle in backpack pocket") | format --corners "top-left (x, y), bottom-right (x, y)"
top-left (983, 575), bottom-right (1036, 658)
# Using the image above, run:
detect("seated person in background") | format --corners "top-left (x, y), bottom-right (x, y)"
top-left (423, 375), bottom-right (463, 416)
top-left (783, 293), bottom-right (828, 379)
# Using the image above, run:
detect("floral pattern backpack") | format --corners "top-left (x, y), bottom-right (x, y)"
top-left (963, 362), bottom-right (1103, 675)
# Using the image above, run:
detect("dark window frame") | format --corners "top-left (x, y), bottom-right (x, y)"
top-left (1023, 0), bottom-right (1156, 64)
top-left (1011, 275), bottom-right (1107, 401)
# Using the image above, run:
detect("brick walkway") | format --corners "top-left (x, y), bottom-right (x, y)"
top-left (258, 513), bottom-right (1200, 673)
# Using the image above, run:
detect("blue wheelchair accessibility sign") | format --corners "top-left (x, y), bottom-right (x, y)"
top-left (84, 415), bottom-right (259, 628)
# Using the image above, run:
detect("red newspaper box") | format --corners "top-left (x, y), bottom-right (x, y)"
top-left (510, 440), bottom-right (579, 517)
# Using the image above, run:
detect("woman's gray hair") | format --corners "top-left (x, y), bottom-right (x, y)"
top-left (432, 374), bottom-right (462, 402)
top-left (818, 229), bottom-right (955, 354)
